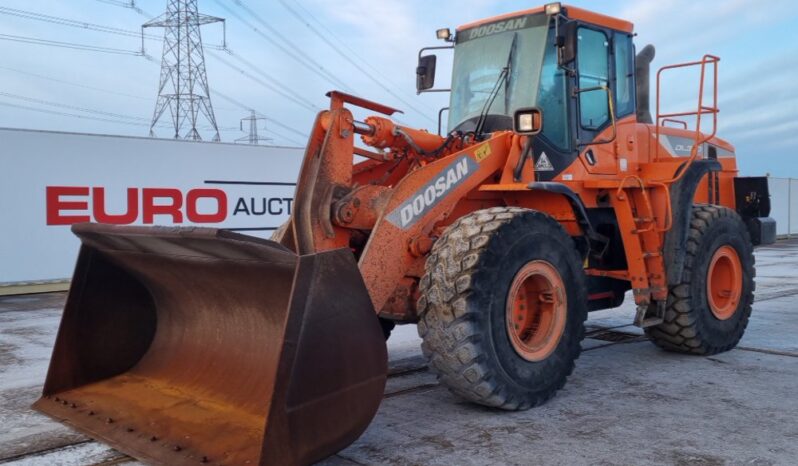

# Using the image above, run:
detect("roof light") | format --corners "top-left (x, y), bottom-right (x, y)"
top-left (545, 2), bottom-right (562, 16)
top-left (436, 28), bottom-right (452, 41)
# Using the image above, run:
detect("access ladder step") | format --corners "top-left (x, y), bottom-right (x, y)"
top-left (634, 302), bottom-right (666, 328)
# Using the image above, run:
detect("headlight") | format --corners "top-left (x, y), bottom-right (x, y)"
top-left (513, 108), bottom-right (543, 135)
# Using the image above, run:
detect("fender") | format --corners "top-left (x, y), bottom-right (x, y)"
top-left (359, 133), bottom-right (512, 313)
top-left (664, 159), bottom-right (722, 285)
top-left (527, 182), bottom-right (609, 259)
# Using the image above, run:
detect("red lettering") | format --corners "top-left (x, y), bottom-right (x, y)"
top-left (46, 186), bottom-right (90, 225)
top-left (92, 187), bottom-right (139, 224)
top-left (142, 188), bottom-right (183, 224)
top-left (186, 189), bottom-right (227, 223)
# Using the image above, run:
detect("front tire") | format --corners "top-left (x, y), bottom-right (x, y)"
top-left (417, 207), bottom-right (587, 410)
top-left (645, 205), bottom-right (755, 355)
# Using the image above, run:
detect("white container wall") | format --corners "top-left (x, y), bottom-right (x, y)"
top-left (0, 128), bottom-right (303, 286)
top-left (768, 178), bottom-right (797, 237)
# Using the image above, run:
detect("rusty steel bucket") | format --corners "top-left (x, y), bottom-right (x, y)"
top-left (33, 223), bottom-right (388, 466)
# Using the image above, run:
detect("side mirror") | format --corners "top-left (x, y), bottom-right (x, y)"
top-left (416, 55), bottom-right (437, 93)
top-left (513, 107), bottom-right (543, 135)
top-left (557, 21), bottom-right (577, 66)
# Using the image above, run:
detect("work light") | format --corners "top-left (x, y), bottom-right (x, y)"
top-left (545, 2), bottom-right (562, 16)
top-left (436, 28), bottom-right (452, 41)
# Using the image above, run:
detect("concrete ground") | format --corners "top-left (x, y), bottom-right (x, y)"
top-left (2, 241), bottom-right (798, 465)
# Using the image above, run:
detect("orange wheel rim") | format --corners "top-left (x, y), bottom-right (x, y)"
top-left (506, 261), bottom-right (567, 362)
top-left (707, 245), bottom-right (743, 320)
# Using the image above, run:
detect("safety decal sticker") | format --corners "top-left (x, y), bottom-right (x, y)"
top-left (535, 151), bottom-right (554, 171)
top-left (473, 142), bottom-right (492, 163)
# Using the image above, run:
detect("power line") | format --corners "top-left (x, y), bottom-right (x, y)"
top-left (262, 128), bottom-right (303, 146)
top-left (0, 91), bottom-right (153, 123)
top-left (0, 1), bottom-right (307, 145)
top-left (0, 6), bottom-right (226, 51)
top-left (223, 48), bottom-right (322, 111)
top-left (0, 33), bottom-right (141, 55)
top-left (0, 100), bottom-right (157, 128)
top-left (212, 0), bottom-right (350, 92)
top-left (90, 0), bottom-right (310, 144)
top-left (96, 0), bottom-right (136, 8)
top-left (0, 92), bottom-right (232, 130)
top-left (210, 89), bottom-right (308, 144)
top-left (94, 0), bottom-right (154, 18)
top-left (0, 6), bottom-right (154, 39)
top-left (0, 65), bottom-right (148, 101)
top-left (275, 0), bottom-right (435, 124)
top-left (0, 65), bottom-right (240, 115)
top-left (207, 50), bottom-right (319, 113)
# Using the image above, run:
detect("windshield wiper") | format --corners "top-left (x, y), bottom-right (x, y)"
top-left (504, 32), bottom-right (519, 112)
top-left (474, 32), bottom-right (518, 136)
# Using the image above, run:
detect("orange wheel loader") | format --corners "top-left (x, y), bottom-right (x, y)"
top-left (35, 3), bottom-right (776, 465)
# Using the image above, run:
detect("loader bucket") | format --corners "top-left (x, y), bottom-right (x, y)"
top-left (33, 223), bottom-right (388, 466)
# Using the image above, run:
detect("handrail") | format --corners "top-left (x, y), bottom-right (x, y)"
top-left (614, 176), bottom-right (672, 235)
top-left (660, 119), bottom-right (688, 129)
top-left (655, 54), bottom-right (720, 184)
top-left (653, 54), bottom-right (720, 236)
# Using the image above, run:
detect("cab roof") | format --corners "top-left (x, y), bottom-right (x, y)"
top-left (456, 4), bottom-right (634, 34)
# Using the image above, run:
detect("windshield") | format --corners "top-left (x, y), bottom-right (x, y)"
top-left (448, 14), bottom-right (550, 134)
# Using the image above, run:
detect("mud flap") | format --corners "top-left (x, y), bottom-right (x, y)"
top-left (33, 223), bottom-right (387, 466)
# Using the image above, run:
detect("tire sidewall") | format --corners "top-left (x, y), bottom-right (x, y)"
top-left (687, 214), bottom-right (754, 347)
top-left (477, 216), bottom-right (586, 397)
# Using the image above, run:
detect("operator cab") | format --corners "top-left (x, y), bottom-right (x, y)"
top-left (417, 3), bottom-right (641, 180)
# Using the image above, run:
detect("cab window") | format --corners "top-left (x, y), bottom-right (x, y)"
top-left (537, 30), bottom-right (570, 149)
top-left (614, 33), bottom-right (635, 118)
top-left (577, 28), bottom-right (610, 129)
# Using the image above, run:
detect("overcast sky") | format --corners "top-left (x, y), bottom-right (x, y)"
top-left (0, 0), bottom-right (796, 176)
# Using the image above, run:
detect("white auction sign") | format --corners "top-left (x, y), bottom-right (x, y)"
top-left (0, 127), bottom-right (303, 288)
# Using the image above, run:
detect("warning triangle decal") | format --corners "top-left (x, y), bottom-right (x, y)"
top-left (535, 151), bottom-right (554, 171)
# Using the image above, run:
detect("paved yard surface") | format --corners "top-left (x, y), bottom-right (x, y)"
top-left (1, 241), bottom-right (797, 465)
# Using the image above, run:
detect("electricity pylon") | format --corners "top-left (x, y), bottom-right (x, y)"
top-left (144, 0), bottom-right (224, 141)
top-left (236, 110), bottom-right (272, 145)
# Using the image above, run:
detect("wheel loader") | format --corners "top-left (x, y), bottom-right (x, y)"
top-left (34, 3), bottom-right (776, 465)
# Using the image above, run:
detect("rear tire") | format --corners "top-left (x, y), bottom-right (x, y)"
top-left (417, 207), bottom-right (587, 410)
top-left (645, 205), bottom-right (755, 355)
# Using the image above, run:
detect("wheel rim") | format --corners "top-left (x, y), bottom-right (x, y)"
top-left (707, 245), bottom-right (743, 320)
top-left (506, 261), bottom-right (567, 362)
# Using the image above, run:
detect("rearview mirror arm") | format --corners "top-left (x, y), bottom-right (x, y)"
top-left (417, 45), bottom-right (454, 94)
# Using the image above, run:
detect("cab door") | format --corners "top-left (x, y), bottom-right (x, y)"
top-left (575, 27), bottom-right (617, 175)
